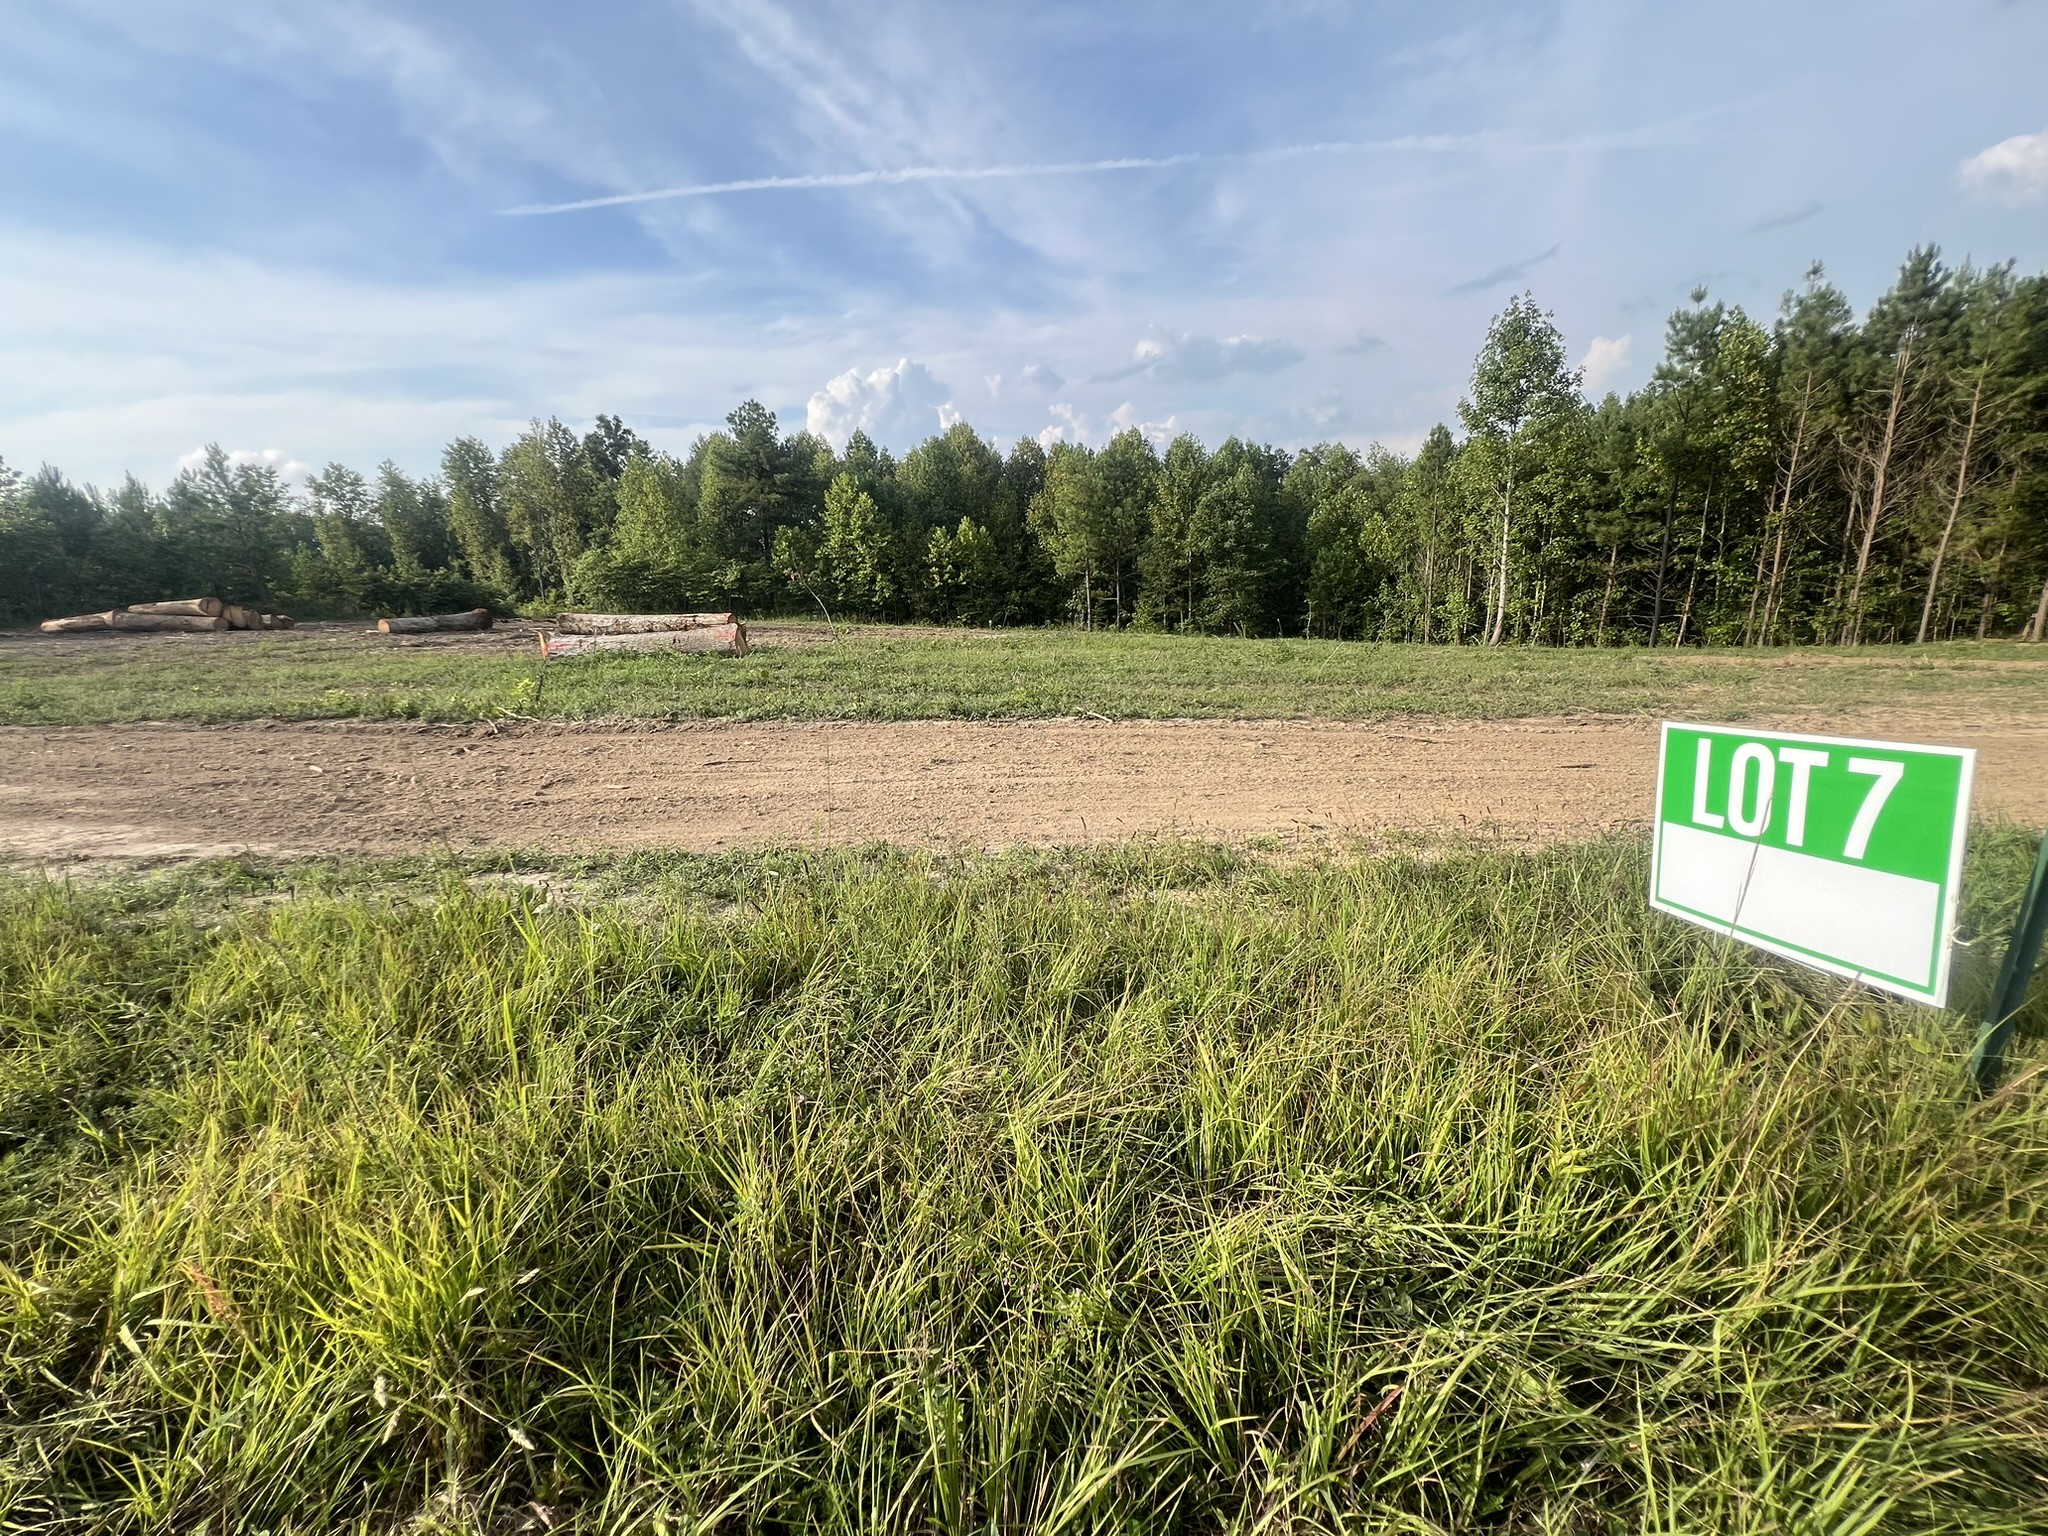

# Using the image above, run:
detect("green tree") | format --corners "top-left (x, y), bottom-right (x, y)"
top-left (1459, 293), bottom-right (1584, 644)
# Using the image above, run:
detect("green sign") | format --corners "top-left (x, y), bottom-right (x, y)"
top-left (1651, 723), bottom-right (1975, 1006)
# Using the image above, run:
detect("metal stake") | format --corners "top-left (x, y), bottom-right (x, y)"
top-left (1970, 829), bottom-right (2048, 1093)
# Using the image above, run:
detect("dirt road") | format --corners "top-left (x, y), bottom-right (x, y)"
top-left (4, 712), bottom-right (2046, 861)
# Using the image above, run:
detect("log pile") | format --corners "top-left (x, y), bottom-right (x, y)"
top-left (540, 611), bottom-right (749, 658)
top-left (38, 599), bottom-right (290, 635)
top-left (376, 608), bottom-right (495, 634)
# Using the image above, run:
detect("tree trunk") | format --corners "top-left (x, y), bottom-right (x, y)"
top-left (2026, 565), bottom-right (2048, 643)
top-left (555, 612), bottom-right (735, 635)
top-left (377, 609), bottom-right (495, 634)
top-left (1977, 540), bottom-right (2005, 639)
top-left (39, 611), bottom-right (119, 633)
top-left (542, 624), bottom-right (748, 659)
top-left (1596, 543), bottom-right (1618, 645)
top-left (1845, 332), bottom-right (1915, 645)
top-left (1755, 370), bottom-right (1815, 647)
top-left (1916, 370), bottom-right (1984, 644)
top-left (1674, 484), bottom-right (1712, 647)
top-left (1487, 452), bottom-right (1514, 645)
top-left (128, 597), bottom-right (224, 618)
top-left (1649, 471), bottom-right (1679, 647)
top-left (109, 612), bottom-right (229, 632)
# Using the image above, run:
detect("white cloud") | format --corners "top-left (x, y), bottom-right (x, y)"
top-left (1959, 127), bottom-right (2048, 204)
top-left (805, 358), bottom-right (957, 448)
top-left (1037, 403), bottom-right (1092, 448)
top-left (176, 445), bottom-right (311, 482)
top-left (1098, 329), bottom-right (1304, 385)
top-left (1108, 401), bottom-right (1181, 445)
top-left (985, 362), bottom-right (1064, 399)
top-left (1580, 335), bottom-right (1632, 396)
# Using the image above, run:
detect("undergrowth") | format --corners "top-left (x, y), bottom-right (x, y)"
top-left (2, 836), bottom-right (2045, 1532)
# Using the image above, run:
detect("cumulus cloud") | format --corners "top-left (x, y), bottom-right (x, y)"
top-left (1336, 331), bottom-right (1388, 354)
top-left (1095, 329), bottom-right (1303, 384)
top-left (1960, 127), bottom-right (2048, 204)
top-left (1580, 335), bottom-right (1632, 396)
top-left (806, 358), bottom-right (958, 448)
top-left (176, 445), bottom-right (311, 481)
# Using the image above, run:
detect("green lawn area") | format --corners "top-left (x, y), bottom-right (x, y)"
top-left (3, 833), bottom-right (2046, 1530)
top-left (3, 623), bottom-right (2046, 726)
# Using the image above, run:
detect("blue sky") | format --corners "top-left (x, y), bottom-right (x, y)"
top-left (3, 0), bottom-right (2045, 489)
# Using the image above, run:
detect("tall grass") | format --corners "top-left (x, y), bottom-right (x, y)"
top-left (3, 837), bottom-right (2046, 1532)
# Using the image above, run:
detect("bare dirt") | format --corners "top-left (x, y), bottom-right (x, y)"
top-left (4, 711), bottom-right (2046, 862)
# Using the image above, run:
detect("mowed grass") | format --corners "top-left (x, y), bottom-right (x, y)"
top-left (4, 624), bottom-right (2047, 726)
top-left (4, 833), bottom-right (2048, 1532)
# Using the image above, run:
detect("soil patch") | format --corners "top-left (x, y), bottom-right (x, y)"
top-left (4, 712), bottom-right (2045, 861)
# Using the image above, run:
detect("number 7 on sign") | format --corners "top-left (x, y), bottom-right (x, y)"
top-left (1844, 757), bottom-right (1904, 861)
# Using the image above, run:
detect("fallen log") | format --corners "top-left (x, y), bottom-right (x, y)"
top-left (541, 623), bottom-right (749, 659)
top-left (553, 611), bottom-right (737, 635)
top-left (39, 611), bottom-right (120, 634)
top-left (128, 597), bottom-right (225, 618)
top-left (110, 612), bottom-right (229, 633)
top-left (377, 608), bottom-right (494, 634)
top-left (222, 604), bottom-right (261, 630)
top-left (261, 613), bottom-right (296, 629)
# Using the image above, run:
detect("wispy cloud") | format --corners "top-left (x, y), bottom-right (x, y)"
top-left (1093, 330), bottom-right (1304, 385)
top-left (1336, 331), bottom-right (1388, 354)
top-left (1441, 242), bottom-right (1561, 297)
top-left (501, 136), bottom-right (1495, 215)
top-left (1745, 201), bottom-right (1823, 233)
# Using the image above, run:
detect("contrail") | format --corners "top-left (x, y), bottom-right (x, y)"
top-left (499, 136), bottom-right (1484, 216)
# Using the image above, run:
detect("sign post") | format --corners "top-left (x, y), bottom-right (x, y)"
top-left (1967, 832), bottom-right (2048, 1092)
top-left (1650, 724), bottom-right (1975, 1008)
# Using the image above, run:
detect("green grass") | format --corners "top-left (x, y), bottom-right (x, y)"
top-left (4, 832), bottom-right (2047, 1531)
top-left (4, 625), bottom-right (2047, 726)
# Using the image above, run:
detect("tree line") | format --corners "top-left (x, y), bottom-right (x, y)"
top-left (4, 244), bottom-right (2045, 644)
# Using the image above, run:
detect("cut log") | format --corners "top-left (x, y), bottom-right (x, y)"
top-left (39, 611), bottom-right (120, 633)
top-left (127, 598), bottom-right (225, 618)
top-left (261, 614), bottom-right (296, 629)
top-left (553, 611), bottom-right (737, 635)
top-left (222, 604), bottom-right (260, 630)
top-left (541, 623), bottom-right (749, 659)
top-left (110, 612), bottom-right (229, 633)
top-left (377, 608), bottom-right (495, 634)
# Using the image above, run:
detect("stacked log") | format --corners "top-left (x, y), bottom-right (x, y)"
top-left (128, 597), bottom-right (225, 618)
top-left (110, 611), bottom-right (229, 633)
top-left (377, 608), bottom-right (494, 634)
top-left (554, 611), bottom-right (736, 635)
top-left (36, 597), bottom-right (291, 634)
top-left (39, 611), bottom-right (118, 633)
top-left (541, 623), bottom-right (749, 659)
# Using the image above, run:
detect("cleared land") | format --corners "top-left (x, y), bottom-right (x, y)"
top-left (6, 709), bottom-right (2048, 860)
top-left (5, 840), bottom-right (2047, 1531)
top-left (4, 620), bottom-right (2047, 727)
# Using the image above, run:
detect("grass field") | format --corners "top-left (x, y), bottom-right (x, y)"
top-left (4, 624), bottom-right (2047, 727)
top-left (5, 832), bottom-right (2047, 1531)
